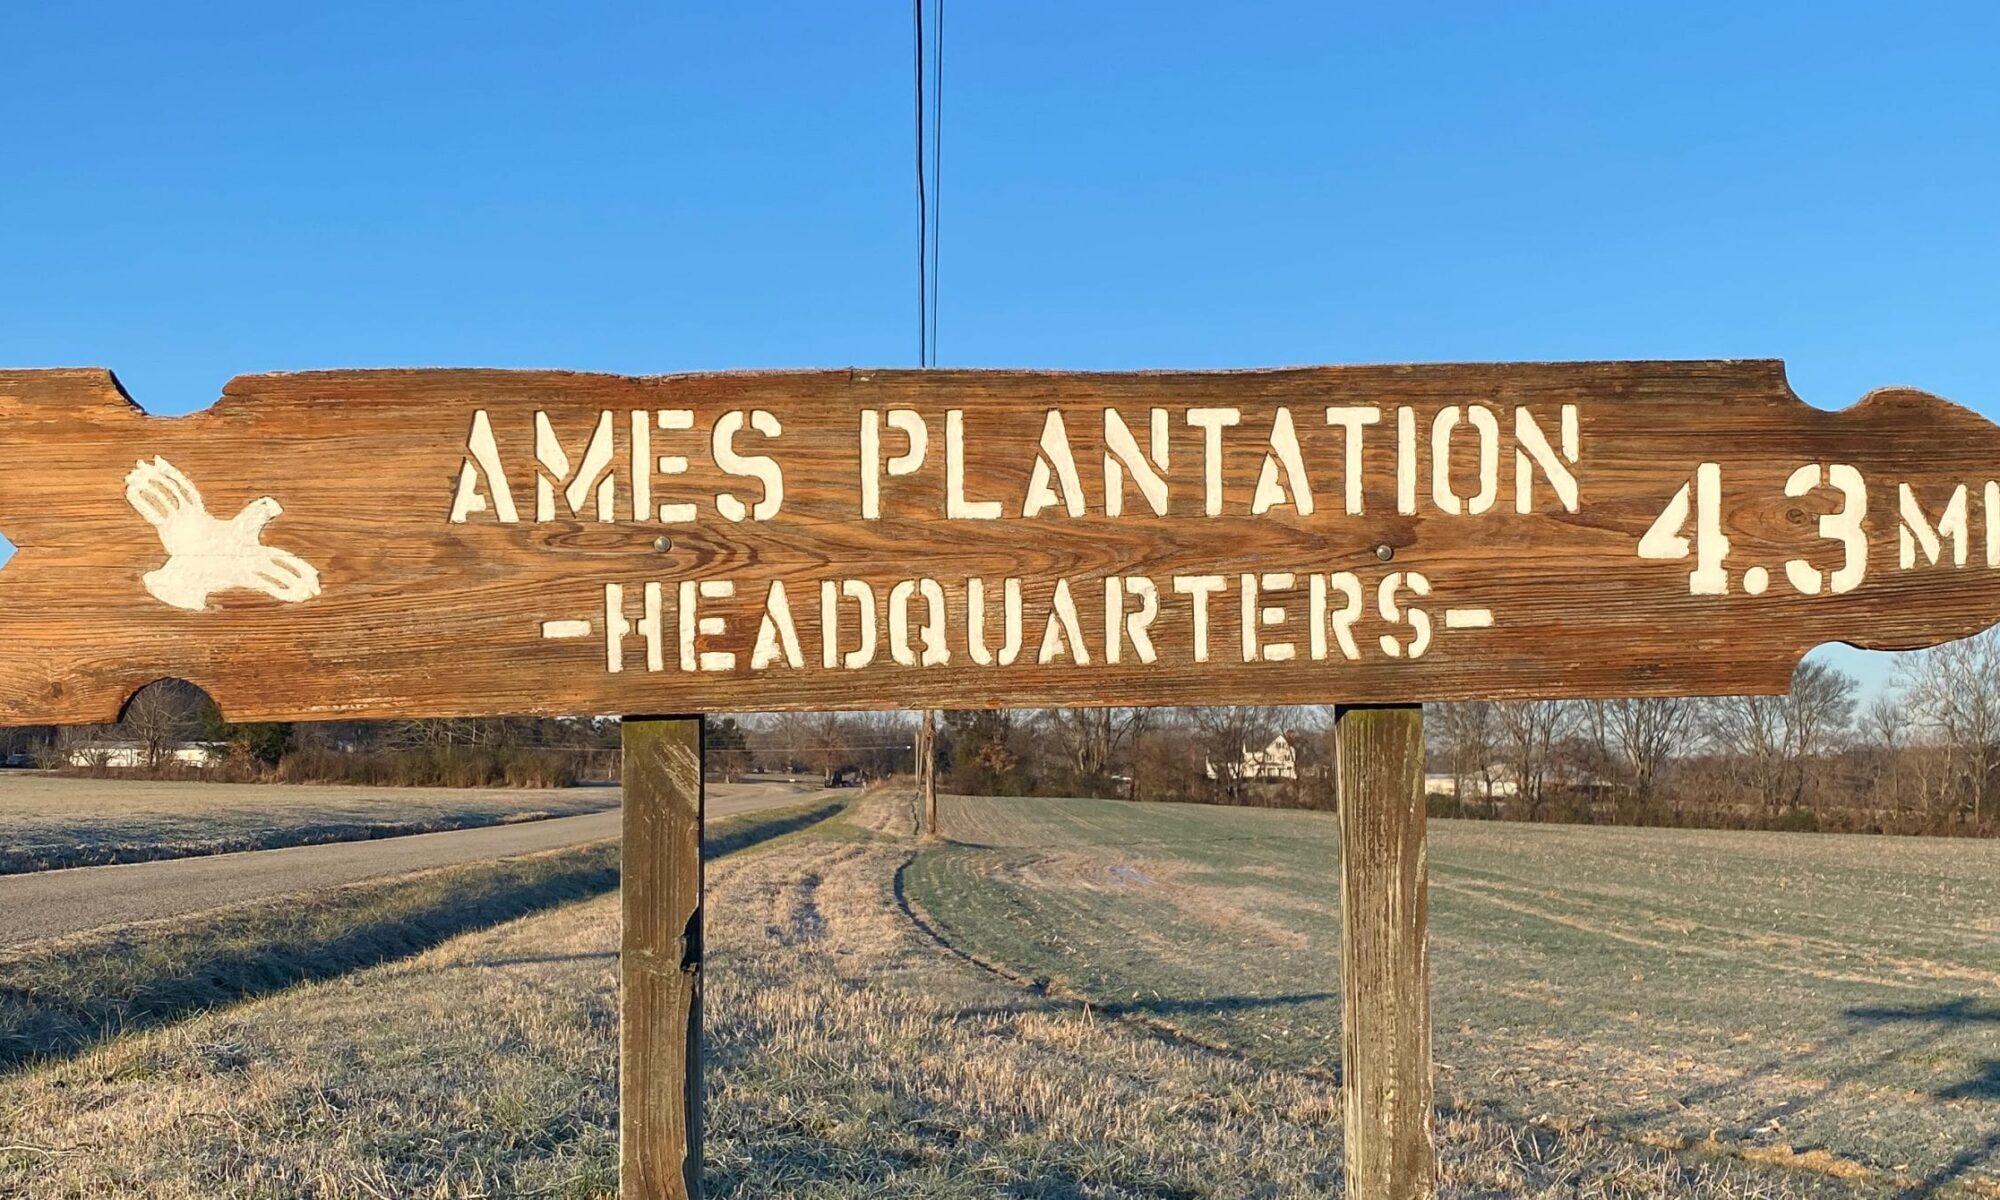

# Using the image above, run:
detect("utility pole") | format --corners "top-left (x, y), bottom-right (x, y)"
top-left (918, 709), bottom-right (937, 836)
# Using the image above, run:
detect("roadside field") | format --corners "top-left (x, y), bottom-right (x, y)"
top-left (1, 790), bottom-right (1837, 1199)
top-left (906, 795), bottom-right (2000, 1195)
top-left (0, 840), bottom-right (620, 1070)
top-left (0, 774), bottom-right (833, 874)
top-left (0, 774), bottom-right (619, 874)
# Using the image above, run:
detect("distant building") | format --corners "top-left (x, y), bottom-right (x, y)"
top-left (1424, 771), bottom-right (1519, 798)
top-left (1207, 734), bottom-right (1298, 782)
top-left (64, 740), bottom-right (225, 769)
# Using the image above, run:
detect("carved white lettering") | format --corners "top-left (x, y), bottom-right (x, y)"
top-left (1900, 482), bottom-right (1969, 569)
top-left (946, 410), bottom-right (1003, 519)
top-left (449, 410), bottom-right (519, 523)
top-left (1432, 405), bottom-right (1500, 516)
top-left (1377, 571), bottom-right (1432, 659)
top-left (1174, 574), bottom-right (1228, 662)
top-left (679, 580), bottom-right (736, 672)
top-left (1023, 410), bottom-right (1086, 518)
top-left (1185, 408), bottom-right (1240, 517)
top-left (1309, 571), bottom-right (1363, 660)
top-left (1037, 578), bottom-right (1088, 664)
top-left (821, 579), bottom-right (879, 669)
top-left (968, 577), bottom-right (1024, 666)
top-left (751, 580), bottom-right (804, 670)
top-left (1324, 406), bottom-right (1380, 516)
top-left (1514, 405), bottom-right (1580, 513)
top-left (536, 410), bottom-right (618, 522)
top-left (1103, 408), bottom-right (1169, 517)
top-left (652, 411), bottom-right (697, 523)
top-left (1105, 575), bottom-right (1160, 664)
top-left (604, 581), bottom-right (664, 673)
top-left (889, 578), bottom-right (951, 667)
top-left (862, 409), bottom-right (927, 519)
top-left (1240, 572), bottom-right (1296, 662)
top-left (713, 409), bottom-right (784, 521)
top-left (1396, 406), bottom-right (1417, 515)
top-left (1250, 408), bottom-right (1314, 516)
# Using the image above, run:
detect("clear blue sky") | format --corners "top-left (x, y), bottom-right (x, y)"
top-left (5, 2), bottom-right (1996, 696)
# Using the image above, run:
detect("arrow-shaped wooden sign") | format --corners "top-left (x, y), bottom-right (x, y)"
top-left (0, 359), bottom-right (1992, 723)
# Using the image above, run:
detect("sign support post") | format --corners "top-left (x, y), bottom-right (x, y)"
top-left (620, 716), bottom-right (705, 1200)
top-left (1336, 703), bottom-right (1435, 1199)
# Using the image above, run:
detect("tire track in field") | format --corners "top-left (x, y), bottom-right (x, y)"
top-left (1431, 875), bottom-right (1978, 995)
top-left (1437, 864), bottom-right (2000, 991)
top-left (889, 849), bottom-right (1337, 1084)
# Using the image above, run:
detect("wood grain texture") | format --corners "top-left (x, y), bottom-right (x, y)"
top-left (620, 717), bottom-right (703, 1200)
top-left (1336, 704), bottom-right (1435, 1200)
top-left (1, 361), bottom-right (1995, 722)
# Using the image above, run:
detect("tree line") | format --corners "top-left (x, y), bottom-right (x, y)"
top-left (20, 681), bottom-right (624, 788)
top-left (1431, 632), bottom-right (2000, 836)
top-left (10, 628), bottom-right (2000, 835)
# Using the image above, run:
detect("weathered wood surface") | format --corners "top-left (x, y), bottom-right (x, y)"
top-left (621, 717), bottom-right (703, 1200)
top-left (1, 361), bottom-right (1996, 722)
top-left (1336, 704), bottom-right (1435, 1200)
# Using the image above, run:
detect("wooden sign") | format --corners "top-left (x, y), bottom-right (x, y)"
top-left (1, 358), bottom-right (1994, 723)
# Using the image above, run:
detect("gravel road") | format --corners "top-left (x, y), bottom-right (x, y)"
top-left (0, 778), bottom-right (841, 946)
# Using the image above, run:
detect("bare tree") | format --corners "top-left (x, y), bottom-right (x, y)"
top-left (1860, 694), bottom-right (1909, 817)
top-left (1604, 697), bottom-right (1697, 804)
top-left (1494, 700), bottom-right (1570, 819)
top-left (1039, 707), bottom-right (1151, 797)
top-left (118, 678), bottom-right (213, 770)
top-left (1894, 628), bottom-right (2000, 826)
top-left (1703, 660), bottom-right (1856, 815)
top-left (1432, 702), bottom-right (1499, 814)
top-left (806, 711), bottom-right (848, 779)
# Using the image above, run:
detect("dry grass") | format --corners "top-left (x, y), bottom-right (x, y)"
top-left (0, 841), bottom-right (620, 1071)
top-left (0, 774), bottom-right (620, 874)
top-left (0, 789), bottom-right (1855, 1198)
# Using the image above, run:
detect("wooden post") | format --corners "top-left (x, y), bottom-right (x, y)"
top-left (919, 709), bottom-right (937, 836)
top-left (621, 716), bottom-right (704, 1200)
top-left (1335, 704), bottom-right (1435, 1200)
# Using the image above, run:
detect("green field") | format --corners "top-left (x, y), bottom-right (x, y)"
top-left (905, 795), bottom-right (2000, 1193)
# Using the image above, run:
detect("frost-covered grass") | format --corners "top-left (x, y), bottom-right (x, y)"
top-left (0, 791), bottom-right (1878, 1198)
top-left (907, 794), bottom-right (2000, 1195)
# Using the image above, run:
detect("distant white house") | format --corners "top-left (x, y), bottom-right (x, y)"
top-left (65, 740), bottom-right (226, 769)
top-left (1207, 734), bottom-right (1298, 782)
top-left (1424, 771), bottom-right (1520, 798)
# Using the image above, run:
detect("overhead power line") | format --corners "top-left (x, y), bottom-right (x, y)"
top-left (915, 0), bottom-right (944, 368)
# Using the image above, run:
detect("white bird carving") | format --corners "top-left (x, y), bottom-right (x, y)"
top-left (125, 456), bottom-right (321, 612)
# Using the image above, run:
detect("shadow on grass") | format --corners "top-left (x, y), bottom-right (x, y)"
top-left (461, 951), bottom-right (620, 969)
top-left (0, 797), bottom-right (855, 1075)
top-left (1846, 1000), bottom-right (2000, 1108)
top-left (0, 842), bottom-right (620, 1073)
top-left (1599, 996), bottom-right (2000, 1195)
top-left (1842, 999), bottom-right (2000, 1197)
top-left (953, 991), bottom-right (1335, 1022)
top-left (703, 801), bottom-right (847, 860)
top-left (706, 1136), bottom-right (1214, 1200)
